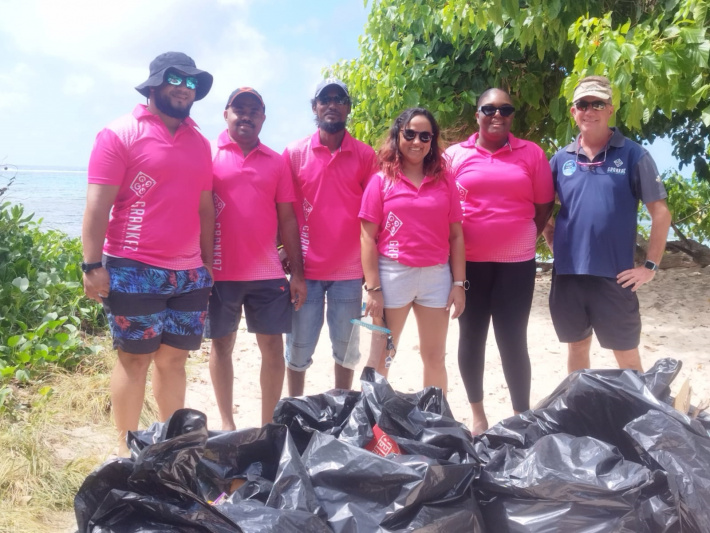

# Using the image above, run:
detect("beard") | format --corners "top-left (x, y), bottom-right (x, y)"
top-left (316, 118), bottom-right (346, 134)
top-left (153, 89), bottom-right (192, 119)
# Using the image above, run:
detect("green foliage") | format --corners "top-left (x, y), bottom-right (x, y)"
top-left (0, 202), bottom-right (105, 396)
top-left (334, 0), bottom-right (710, 168)
top-left (663, 171), bottom-right (710, 241)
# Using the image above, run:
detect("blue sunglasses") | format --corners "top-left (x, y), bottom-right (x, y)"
top-left (165, 72), bottom-right (198, 90)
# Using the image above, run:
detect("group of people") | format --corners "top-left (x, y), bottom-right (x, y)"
top-left (82, 52), bottom-right (671, 451)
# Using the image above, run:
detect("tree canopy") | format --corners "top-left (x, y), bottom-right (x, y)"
top-left (332, 0), bottom-right (710, 176)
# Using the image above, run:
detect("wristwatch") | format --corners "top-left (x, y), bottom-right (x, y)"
top-left (644, 260), bottom-right (659, 272)
top-left (81, 261), bottom-right (103, 273)
top-left (453, 280), bottom-right (470, 290)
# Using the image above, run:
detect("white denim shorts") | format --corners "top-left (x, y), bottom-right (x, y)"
top-left (379, 255), bottom-right (452, 309)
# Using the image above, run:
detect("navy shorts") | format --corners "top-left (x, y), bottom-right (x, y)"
top-left (204, 279), bottom-right (292, 338)
top-left (102, 257), bottom-right (213, 354)
top-left (549, 271), bottom-right (641, 351)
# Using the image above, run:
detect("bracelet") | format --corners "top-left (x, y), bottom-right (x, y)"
top-left (365, 285), bottom-right (382, 292)
top-left (453, 280), bottom-right (470, 290)
top-left (276, 244), bottom-right (284, 250)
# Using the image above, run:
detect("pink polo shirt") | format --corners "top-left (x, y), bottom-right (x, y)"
top-left (283, 131), bottom-right (377, 280)
top-left (446, 133), bottom-right (554, 262)
top-left (359, 171), bottom-right (463, 267)
top-left (88, 104), bottom-right (212, 270)
top-left (211, 131), bottom-right (295, 281)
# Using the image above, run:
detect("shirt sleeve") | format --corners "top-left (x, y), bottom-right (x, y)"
top-left (531, 144), bottom-right (555, 204)
top-left (200, 136), bottom-right (213, 192)
top-left (359, 173), bottom-right (384, 224)
top-left (87, 129), bottom-right (129, 185)
top-left (634, 151), bottom-right (667, 204)
top-left (447, 172), bottom-right (463, 223)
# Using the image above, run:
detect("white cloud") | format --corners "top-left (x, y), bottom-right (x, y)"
top-left (63, 74), bottom-right (95, 95)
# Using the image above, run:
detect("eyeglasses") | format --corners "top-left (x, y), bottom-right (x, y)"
top-left (165, 73), bottom-right (198, 90)
top-left (401, 129), bottom-right (433, 143)
top-left (574, 100), bottom-right (608, 111)
top-left (317, 95), bottom-right (350, 106)
top-left (478, 105), bottom-right (516, 117)
top-left (575, 139), bottom-right (607, 168)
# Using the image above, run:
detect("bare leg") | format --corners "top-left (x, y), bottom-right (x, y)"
top-left (412, 304), bottom-right (449, 392)
top-left (567, 335), bottom-right (593, 373)
top-left (111, 349), bottom-right (153, 454)
top-left (613, 347), bottom-right (643, 372)
top-left (287, 368), bottom-right (306, 397)
top-left (152, 344), bottom-right (189, 422)
top-left (470, 401), bottom-right (488, 435)
top-left (256, 333), bottom-right (286, 424)
top-left (334, 363), bottom-right (354, 390)
top-left (378, 304), bottom-right (413, 377)
top-left (209, 332), bottom-right (237, 430)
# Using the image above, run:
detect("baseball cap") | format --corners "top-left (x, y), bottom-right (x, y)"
top-left (573, 76), bottom-right (613, 103)
top-left (314, 78), bottom-right (349, 98)
top-left (225, 87), bottom-right (265, 110)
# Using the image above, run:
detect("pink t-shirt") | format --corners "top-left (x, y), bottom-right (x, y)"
top-left (88, 105), bottom-right (212, 270)
top-left (359, 171), bottom-right (463, 267)
top-left (211, 131), bottom-right (295, 281)
top-left (283, 131), bottom-right (377, 280)
top-left (446, 133), bottom-right (554, 262)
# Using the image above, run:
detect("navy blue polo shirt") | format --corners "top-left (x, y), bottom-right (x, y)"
top-left (550, 128), bottom-right (667, 278)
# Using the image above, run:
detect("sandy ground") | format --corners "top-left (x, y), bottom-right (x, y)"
top-left (184, 267), bottom-right (710, 432)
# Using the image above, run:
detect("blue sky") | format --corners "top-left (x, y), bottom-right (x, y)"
top-left (0, 0), bottom-right (683, 175)
top-left (0, 0), bottom-right (370, 168)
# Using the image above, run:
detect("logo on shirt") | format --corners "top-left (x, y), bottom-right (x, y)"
top-left (130, 172), bottom-right (156, 196)
top-left (614, 158), bottom-right (624, 168)
top-left (562, 160), bottom-right (577, 176)
top-left (456, 182), bottom-right (468, 203)
top-left (303, 199), bottom-right (313, 221)
top-left (385, 211), bottom-right (403, 236)
top-left (213, 193), bottom-right (226, 218)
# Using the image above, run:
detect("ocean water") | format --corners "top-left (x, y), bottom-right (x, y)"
top-left (1, 166), bottom-right (86, 238)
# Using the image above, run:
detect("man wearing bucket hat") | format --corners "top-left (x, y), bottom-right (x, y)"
top-left (544, 75), bottom-right (671, 374)
top-left (282, 78), bottom-right (378, 396)
top-left (82, 52), bottom-right (215, 453)
top-left (207, 87), bottom-right (306, 430)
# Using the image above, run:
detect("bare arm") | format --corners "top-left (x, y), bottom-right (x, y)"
top-left (199, 190), bottom-right (215, 279)
top-left (447, 221), bottom-right (466, 319)
top-left (361, 220), bottom-right (383, 318)
top-left (277, 202), bottom-right (306, 311)
top-left (81, 183), bottom-right (119, 302)
top-left (534, 201), bottom-right (554, 237)
top-left (617, 199), bottom-right (672, 291)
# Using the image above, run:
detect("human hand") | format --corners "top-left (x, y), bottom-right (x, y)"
top-left (290, 274), bottom-right (307, 311)
top-left (365, 290), bottom-right (384, 319)
top-left (83, 267), bottom-right (110, 303)
top-left (617, 266), bottom-right (655, 292)
top-left (278, 247), bottom-right (291, 275)
top-left (446, 286), bottom-right (466, 319)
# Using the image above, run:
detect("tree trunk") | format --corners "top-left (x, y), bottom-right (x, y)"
top-left (636, 234), bottom-right (710, 268)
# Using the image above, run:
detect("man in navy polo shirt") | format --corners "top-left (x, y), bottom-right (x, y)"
top-left (544, 75), bottom-right (672, 373)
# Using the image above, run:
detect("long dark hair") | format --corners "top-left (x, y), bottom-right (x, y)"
top-left (378, 107), bottom-right (447, 182)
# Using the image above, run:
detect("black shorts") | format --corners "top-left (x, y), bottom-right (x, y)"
top-left (549, 271), bottom-right (641, 351)
top-left (204, 279), bottom-right (292, 338)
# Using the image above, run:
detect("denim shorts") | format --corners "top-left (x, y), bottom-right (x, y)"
top-left (204, 279), bottom-right (292, 338)
top-left (379, 256), bottom-right (452, 309)
top-left (285, 278), bottom-right (363, 371)
top-left (102, 256), bottom-right (212, 354)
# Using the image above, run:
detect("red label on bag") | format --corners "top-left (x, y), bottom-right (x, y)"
top-left (364, 423), bottom-right (401, 456)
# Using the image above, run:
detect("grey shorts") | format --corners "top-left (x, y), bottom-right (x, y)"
top-left (379, 256), bottom-right (452, 309)
top-left (549, 271), bottom-right (641, 351)
top-left (205, 279), bottom-right (292, 338)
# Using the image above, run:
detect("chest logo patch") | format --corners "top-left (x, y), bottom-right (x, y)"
top-left (456, 181), bottom-right (468, 203)
top-left (614, 158), bottom-right (624, 168)
top-left (130, 172), bottom-right (156, 196)
top-left (562, 160), bottom-right (577, 176)
top-left (385, 211), bottom-right (403, 236)
top-left (303, 199), bottom-right (313, 221)
top-left (213, 193), bottom-right (225, 218)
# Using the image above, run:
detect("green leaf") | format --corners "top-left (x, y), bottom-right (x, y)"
top-left (599, 40), bottom-right (622, 67)
top-left (7, 335), bottom-right (24, 348)
top-left (701, 104), bottom-right (710, 127)
top-left (12, 277), bottom-right (29, 292)
top-left (679, 27), bottom-right (707, 44)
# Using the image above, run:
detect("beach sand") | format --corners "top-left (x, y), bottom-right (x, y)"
top-left (184, 267), bottom-right (710, 431)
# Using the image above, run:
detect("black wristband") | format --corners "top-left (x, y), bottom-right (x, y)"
top-left (81, 261), bottom-right (103, 273)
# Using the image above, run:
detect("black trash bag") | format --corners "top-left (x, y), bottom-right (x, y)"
top-left (626, 409), bottom-right (710, 533)
top-left (475, 432), bottom-right (677, 532)
top-left (302, 431), bottom-right (485, 532)
top-left (273, 388), bottom-right (361, 454)
top-left (640, 358), bottom-right (682, 403)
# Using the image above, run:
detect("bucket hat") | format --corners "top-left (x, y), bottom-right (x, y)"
top-left (135, 52), bottom-right (213, 101)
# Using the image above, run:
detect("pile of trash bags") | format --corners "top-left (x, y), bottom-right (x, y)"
top-left (75, 359), bottom-right (710, 532)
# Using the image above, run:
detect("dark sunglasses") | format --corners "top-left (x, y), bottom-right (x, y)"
top-left (317, 95), bottom-right (350, 106)
top-left (574, 100), bottom-right (608, 111)
top-left (401, 129), bottom-right (433, 143)
top-left (478, 104), bottom-right (516, 117)
top-left (165, 73), bottom-right (198, 90)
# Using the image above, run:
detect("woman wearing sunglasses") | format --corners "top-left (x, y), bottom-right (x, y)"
top-left (359, 107), bottom-right (466, 391)
top-left (446, 88), bottom-right (554, 434)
